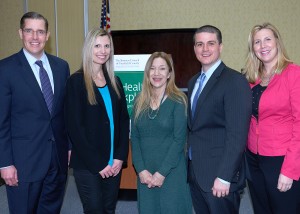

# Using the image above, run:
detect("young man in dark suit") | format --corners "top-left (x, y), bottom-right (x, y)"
top-left (0, 12), bottom-right (70, 213)
top-left (187, 25), bottom-right (252, 214)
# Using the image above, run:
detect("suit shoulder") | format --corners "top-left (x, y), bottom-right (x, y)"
top-left (0, 52), bottom-right (19, 67)
top-left (0, 53), bottom-right (22, 79)
top-left (220, 67), bottom-right (250, 94)
top-left (66, 71), bottom-right (85, 94)
top-left (223, 66), bottom-right (241, 75)
top-left (46, 53), bottom-right (69, 66)
top-left (223, 66), bottom-right (247, 81)
top-left (69, 70), bottom-right (84, 82)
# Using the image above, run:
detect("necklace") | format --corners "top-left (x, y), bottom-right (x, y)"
top-left (148, 90), bottom-right (166, 120)
top-left (260, 72), bottom-right (275, 86)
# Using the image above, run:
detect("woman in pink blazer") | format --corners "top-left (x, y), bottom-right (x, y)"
top-left (243, 23), bottom-right (300, 214)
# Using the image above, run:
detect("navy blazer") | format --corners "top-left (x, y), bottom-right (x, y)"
top-left (65, 70), bottom-right (129, 174)
top-left (187, 62), bottom-right (252, 192)
top-left (0, 49), bottom-right (70, 182)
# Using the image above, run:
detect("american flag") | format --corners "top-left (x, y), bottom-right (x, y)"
top-left (100, 0), bottom-right (111, 33)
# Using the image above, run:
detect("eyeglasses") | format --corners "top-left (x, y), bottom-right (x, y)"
top-left (22, 29), bottom-right (47, 36)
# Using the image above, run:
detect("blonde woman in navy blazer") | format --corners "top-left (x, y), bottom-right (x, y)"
top-left (65, 28), bottom-right (129, 213)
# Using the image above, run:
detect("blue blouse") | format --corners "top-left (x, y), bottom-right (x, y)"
top-left (98, 85), bottom-right (114, 166)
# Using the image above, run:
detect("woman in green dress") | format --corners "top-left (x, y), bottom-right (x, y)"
top-left (131, 52), bottom-right (192, 213)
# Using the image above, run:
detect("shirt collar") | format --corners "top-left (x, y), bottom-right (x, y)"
top-left (202, 59), bottom-right (222, 79)
top-left (22, 48), bottom-right (47, 66)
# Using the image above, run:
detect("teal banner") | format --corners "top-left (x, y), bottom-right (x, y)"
top-left (114, 54), bottom-right (150, 116)
top-left (116, 72), bottom-right (143, 115)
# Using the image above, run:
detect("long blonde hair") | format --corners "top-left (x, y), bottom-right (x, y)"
top-left (82, 28), bottom-right (120, 105)
top-left (133, 52), bottom-right (187, 122)
top-left (243, 23), bottom-right (292, 83)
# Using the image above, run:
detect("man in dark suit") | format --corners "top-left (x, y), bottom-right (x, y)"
top-left (0, 12), bottom-right (70, 213)
top-left (187, 25), bottom-right (252, 214)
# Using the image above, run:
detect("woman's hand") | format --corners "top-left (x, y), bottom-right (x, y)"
top-left (277, 173), bottom-right (293, 192)
top-left (138, 170), bottom-right (152, 185)
top-left (99, 165), bottom-right (114, 178)
top-left (112, 159), bottom-right (123, 176)
top-left (149, 172), bottom-right (165, 188)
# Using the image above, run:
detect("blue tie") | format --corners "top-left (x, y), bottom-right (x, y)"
top-left (36, 60), bottom-right (54, 114)
top-left (191, 73), bottom-right (206, 118)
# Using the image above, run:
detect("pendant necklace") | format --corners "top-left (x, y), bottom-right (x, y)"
top-left (148, 90), bottom-right (166, 120)
top-left (260, 70), bottom-right (275, 86)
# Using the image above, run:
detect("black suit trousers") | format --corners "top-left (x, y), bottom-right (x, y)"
top-left (188, 160), bottom-right (241, 214)
top-left (246, 149), bottom-right (300, 214)
top-left (73, 168), bottom-right (122, 214)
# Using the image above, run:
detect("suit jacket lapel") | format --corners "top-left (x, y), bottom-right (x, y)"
top-left (94, 85), bottom-right (106, 107)
top-left (104, 69), bottom-right (118, 121)
top-left (109, 84), bottom-right (118, 123)
top-left (192, 62), bottom-right (225, 123)
top-left (93, 75), bottom-right (116, 121)
top-left (17, 50), bottom-right (50, 115)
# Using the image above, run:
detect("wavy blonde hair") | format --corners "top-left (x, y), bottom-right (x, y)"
top-left (243, 23), bottom-right (292, 83)
top-left (82, 28), bottom-right (120, 105)
top-left (133, 52), bottom-right (187, 122)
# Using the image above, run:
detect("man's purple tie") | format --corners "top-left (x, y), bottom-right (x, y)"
top-left (36, 60), bottom-right (53, 114)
